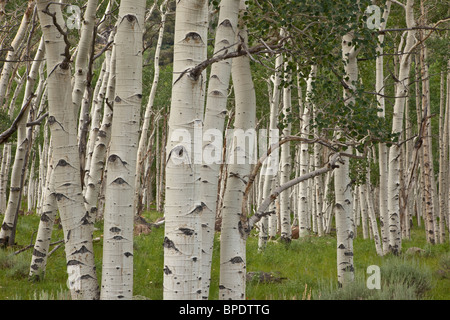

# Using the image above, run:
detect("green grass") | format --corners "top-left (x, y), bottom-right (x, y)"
top-left (0, 211), bottom-right (449, 300)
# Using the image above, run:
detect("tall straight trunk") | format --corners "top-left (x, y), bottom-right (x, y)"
top-left (219, 7), bottom-right (256, 300)
top-left (377, 0), bottom-right (391, 255)
top-left (135, 0), bottom-right (168, 215)
top-left (199, 0), bottom-right (240, 299)
top-left (387, 0), bottom-right (416, 254)
top-left (0, 39), bottom-right (45, 245)
top-left (36, 0), bottom-right (99, 299)
top-left (260, 48), bottom-right (283, 245)
top-left (447, 59), bottom-right (450, 243)
top-left (298, 65), bottom-right (316, 237)
top-left (438, 69), bottom-right (447, 243)
top-left (280, 55), bottom-right (292, 241)
top-left (335, 30), bottom-right (357, 287)
top-left (100, 0), bottom-right (145, 300)
top-left (163, 0), bottom-right (208, 300)
top-left (419, 35), bottom-right (435, 245)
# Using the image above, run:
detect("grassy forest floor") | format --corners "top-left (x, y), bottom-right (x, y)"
top-left (0, 209), bottom-right (449, 300)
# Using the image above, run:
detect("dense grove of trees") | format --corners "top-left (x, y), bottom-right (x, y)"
top-left (0, 0), bottom-right (448, 300)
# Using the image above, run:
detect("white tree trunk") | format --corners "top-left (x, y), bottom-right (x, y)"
top-left (298, 65), bottom-right (316, 237)
top-left (0, 38), bottom-right (44, 244)
top-left (279, 55), bottom-right (292, 241)
top-left (100, 0), bottom-right (145, 300)
top-left (163, 0), bottom-right (208, 300)
top-left (199, 0), bottom-right (240, 299)
top-left (84, 36), bottom-right (116, 221)
top-left (335, 30), bottom-right (357, 287)
top-left (219, 9), bottom-right (256, 300)
top-left (376, 0), bottom-right (391, 255)
top-left (387, 0), bottom-right (416, 254)
top-left (0, 0), bottom-right (35, 107)
top-left (134, 0), bottom-right (168, 215)
top-left (36, 0), bottom-right (99, 300)
top-left (29, 139), bottom-right (56, 280)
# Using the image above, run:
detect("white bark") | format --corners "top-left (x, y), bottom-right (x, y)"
top-left (0, 0), bottom-right (35, 107)
top-left (29, 139), bottom-right (56, 279)
top-left (84, 34), bottom-right (116, 221)
top-left (387, 0), bottom-right (416, 254)
top-left (163, 0), bottom-right (208, 300)
top-left (279, 55), bottom-right (292, 241)
top-left (100, 0), bottom-right (145, 300)
top-left (36, 0), bottom-right (99, 300)
top-left (199, 0), bottom-right (240, 299)
top-left (219, 9), bottom-right (255, 300)
top-left (134, 0), bottom-right (168, 215)
top-left (376, 0), bottom-right (391, 255)
top-left (0, 39), bottom-right (45, 244)
top-left (298, 65), bottom-right (316, 237)
top-left (335, 30), bottom-right (357, 287)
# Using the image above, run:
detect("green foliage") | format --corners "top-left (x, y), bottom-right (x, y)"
top-left (380, 257), bottom-right (433, 297)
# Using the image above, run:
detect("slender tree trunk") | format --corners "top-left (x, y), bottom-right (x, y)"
top-left (134, 0), bottom-right (168, 215)
top-left (219, 6), bottom-right (255, 299)
top-left (163, 0), bottom-right (208, 300)
top-left (0, 39), bottom-right (44, 245)
top-left (36, 0), bottom-right (99, 300)
top-left (280, 54), bottom-right (292, 241)
top-left (438, 69), bottom-right (447, 243)
top-left (29, 138), bottom-right (56, 280)
top-left (298, 65), bottom-right (316, 237)
top-left (100, 0), bottom-right (145, 300)
top-left (199, 0), bottom-right (240, 299)
top-left (0, 0), bottom-right (35, 108)
top-left (387, 0), bottom-right (416, 254)
top-left (335, 30), bottom-right (357, 287)
top-left (377, 0), bottom-right (391, 255)
top-left (84, 34), bottom-right (116, 222)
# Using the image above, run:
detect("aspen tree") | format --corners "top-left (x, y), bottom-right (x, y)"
top-left (376, 0), bottom-right (392, 255)
top-left (199, 0), bottom-right (240, 299)
top-left (163, 0), bottom-right (208, 300)
top-left (280, 54), bottom-right (292, 241)
top-left (387, 0), bottom-right (416, 254)
top-left (335, 29), bottom-right (357, 287)
top-left (0, 39), bottom-right (45, 245)
top-left (219, 2), bottom-right (255, 299)
top-left (298, 65), bottom-right (316, 237)
top-left (36, 0), bottom-right (99, 299)
top-left (100, 0), bottom-right (146, 300)
top-left (135, 0), bottom-right (168, 215)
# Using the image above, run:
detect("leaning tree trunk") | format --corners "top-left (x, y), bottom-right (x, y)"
top-left (199, 0), bottom-right (240, 299)
top-left (219, 6), bottom-right (256, 299)
top-left (0, 39), bottom-right (45, 245)
top-left (134, 0), bottom-right (168, 216)
top-left (387, 0), bottom-right (416, 254)
top-left (163, 0), bottom-right (208, 300)
top-left (0, 0), bottom-right (35, 107)
top-left (100, 0), bottom-right (145, 300)
top-left (36, 0), bottom-right (99, 300)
